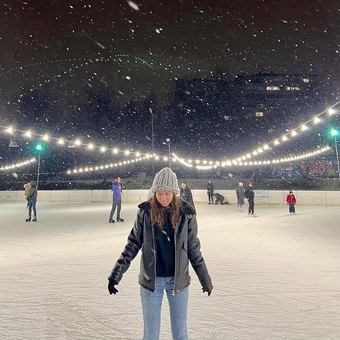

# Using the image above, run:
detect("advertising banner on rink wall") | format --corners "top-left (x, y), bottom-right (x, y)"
top-left (253, 190), bottom-right (269, 203)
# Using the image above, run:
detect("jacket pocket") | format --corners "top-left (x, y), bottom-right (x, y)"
top-left (141, 240), bottom-right (153, 252)
top-left (178, 243), bottom-right (189, 272)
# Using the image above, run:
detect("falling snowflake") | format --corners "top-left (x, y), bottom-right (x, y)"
top-left (127, 1), bottom-right (139, 11)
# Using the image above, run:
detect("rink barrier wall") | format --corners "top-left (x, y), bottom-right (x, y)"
top-left (0, 189), bottom-right (339, 206)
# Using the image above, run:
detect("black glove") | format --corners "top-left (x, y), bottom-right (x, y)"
top-left (202, 286), bottom-right (213, 296)
top-left (108, 278), bottom-right (118, 295)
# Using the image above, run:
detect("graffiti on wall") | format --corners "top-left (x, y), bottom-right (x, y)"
top-left (268, 159), bottom-right (338, 179)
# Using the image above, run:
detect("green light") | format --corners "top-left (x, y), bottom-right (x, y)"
top-left (35, 143), bottom-right (44, 151)
top-left (331, 129), bottom-right (339, 137)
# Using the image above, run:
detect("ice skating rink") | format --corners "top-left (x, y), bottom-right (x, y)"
top-left (1, 201), bottom-right (339, 340)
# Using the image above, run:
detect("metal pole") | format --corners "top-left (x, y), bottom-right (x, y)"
top-left (151, 112), bottom-right (154, 175)
top-left (168, 139), bottom-right (171, 168)
top-left (335, 136), bottom-right (340, 182)
top-left (36, 151), bottom-right (41, 190)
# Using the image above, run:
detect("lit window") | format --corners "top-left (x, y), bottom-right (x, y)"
top-left (255, 112), bottom-right (264, 117)
top-left (286, 86), bottom-right (300, 90)
top-left (266, 86), bottom-right (280, 91)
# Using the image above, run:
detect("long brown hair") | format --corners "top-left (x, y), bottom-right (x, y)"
top-left (149, 194), bottom-right (182, 229)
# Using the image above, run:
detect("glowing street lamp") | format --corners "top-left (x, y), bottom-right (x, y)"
top-left (162, 138), bottom-right (171, 168)
top-left (149, 107), bottom-right (155, 175)
top-left (330, 129), bottom-right (340, 182)
top-left (35, 143), bottom-right (45, 189)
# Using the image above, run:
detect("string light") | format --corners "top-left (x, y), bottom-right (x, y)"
top-left (230, 101), bottom-right (340, 162)
top-left (25, 130), bottom-right (32, 138)
top-left (0, 158), bottom-right (36, 171)
top-left (313, 116), bottom-right (321, 124)
top-left (173, 153), bottom-right (193, 167)
top-left (6, 126), bottom-right (14, 134)
top-left (66, 145), bottom-right (330, 172)
top-left (174, 146), bottom-right (330, 170)
top-left (0, 125), bottom-right (150, 158)
top-left (67, 154), bottom-right (171, 174)
top-left (1, 101), bottom-right (339, 173)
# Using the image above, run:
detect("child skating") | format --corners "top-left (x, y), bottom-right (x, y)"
top-left (286, 190), bottom-right (296, 214)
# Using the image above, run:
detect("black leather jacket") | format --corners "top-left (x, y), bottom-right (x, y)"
top-left (108, 200), bottom-right (213, 294)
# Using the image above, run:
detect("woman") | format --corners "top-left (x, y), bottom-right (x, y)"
top-left (108, 167), bottom-right (213, 340)
top-left (180, 181), bottom-right (196, 211)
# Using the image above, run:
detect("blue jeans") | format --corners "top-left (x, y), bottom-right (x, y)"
top-left (140, 277), bottom-right (189, 340)
top-left (28, 198), bottom-right (37, 217)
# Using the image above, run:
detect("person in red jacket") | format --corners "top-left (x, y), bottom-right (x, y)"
top-left (286, 190), bottom-right (296, 214)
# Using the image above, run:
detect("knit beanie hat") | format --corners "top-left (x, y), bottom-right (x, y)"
top-left (150, 167), bottom-right (179, 195)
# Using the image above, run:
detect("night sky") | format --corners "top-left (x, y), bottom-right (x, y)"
top-left (0, 0), bottom-right (340, 172)
top-left (1, 1), bottom-right (340, 98)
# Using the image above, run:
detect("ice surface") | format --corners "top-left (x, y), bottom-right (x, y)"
top-left (1, 202), bottom-right (339, 340)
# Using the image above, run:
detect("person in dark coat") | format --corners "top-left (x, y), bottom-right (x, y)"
top-left (244, 182), bottom-right (255, 215)
top-left (108, 167), bottom-right (213, 340)
top-left (214, 193), bottom-right (229, 205)
top-left (207, 180), bottom-right (214, 204)
top-left (26, 180), bottom-right (37, 222)
top-left (180, 181), bottom-right (196, 211)
top-left (236, 182), bottom-right (245, 212)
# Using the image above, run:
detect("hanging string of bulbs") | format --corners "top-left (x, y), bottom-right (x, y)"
top-left (0, 102), bottom-right (338, 172)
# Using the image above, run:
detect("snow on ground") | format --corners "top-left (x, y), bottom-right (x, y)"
top-left (1, 201), bottom-right (339, 340)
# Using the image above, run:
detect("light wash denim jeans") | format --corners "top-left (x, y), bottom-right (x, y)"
top-left (140, 276), bottom-right (189, 340)
top-left (28, 198), bottom-right (37, 218)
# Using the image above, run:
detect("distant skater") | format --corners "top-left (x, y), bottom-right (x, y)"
top-left (109, 176), bottom-right (124, 223)
top-left (207, 180), bottom-right (214, 204)
top-left (286, 190), bottom-right (296, 214)
top-left (26, 180), bottom-right (37, 222)
top-left (244, 182), bottom-right (255, 215)
top-left (180, 182), bottom-right (196, 211)
top-left (236, 182), bottom-right (244, 212)
top-left (214, 193), bottom-right (229, 205)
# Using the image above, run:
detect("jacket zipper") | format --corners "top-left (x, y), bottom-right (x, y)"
top-left (172, 217), bottom-right (182, 295)
top-left (151, 225), bottom-right (156, 292)
top-left (173, 226), bottom-right (177, 296)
